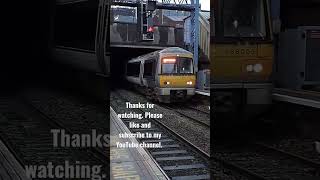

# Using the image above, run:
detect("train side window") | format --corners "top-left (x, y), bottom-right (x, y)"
top-left (127, 62), bottom-right (140, 77)
top-left (143, 60), bottom-right (154, 78)
top-left (54, 1), bottom-right (98, 50)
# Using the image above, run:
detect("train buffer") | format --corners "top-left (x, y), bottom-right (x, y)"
top-left (110, 107), bottom-right (169, 180)
top-left (0, 138), bottom-right (31, 180)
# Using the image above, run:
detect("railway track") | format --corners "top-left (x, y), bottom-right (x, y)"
top-left (255, 142), bottom-right (320, 170)
top-left (110, 89), bottom-right (320, 179)
top-left (261, 138), bottom-right (320, 164)
top-left (112, 90), bottom-right (280, 179)
top-left (161, 104), bottom-right (210, 128)
top-left (0, 93), bottom-right (108, 179)
top-left (113, 89), bottom-right (276, 179)
top-left (111, 91), bottom-right (211, 179)
top-left (185, 105), bottom-right (210, 115)
top-left (117, 89), bottom-right (211, 151)
top-left (213, 142), bottom-right (320, 180)
top-left (111, 92), bottom-right (280, 180)
top-left (24, 94), bottom-right (108, 160)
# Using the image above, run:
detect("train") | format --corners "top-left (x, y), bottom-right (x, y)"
top-left (125, 47), bottom-right (196, 103)
top-left (211, 0), bottom-right (274, 121)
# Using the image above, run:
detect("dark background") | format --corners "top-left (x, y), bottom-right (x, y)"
top-left (2, 1), bottom-right (54, 91)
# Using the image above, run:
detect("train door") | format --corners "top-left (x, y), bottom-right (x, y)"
top-left (142, 58), bottom-right (156, 88)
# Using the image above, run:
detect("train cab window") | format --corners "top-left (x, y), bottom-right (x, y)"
top-left (143, 60), bottom-right (154, 78)
top-left (222, 0), bottom-right (267, 38)
top-left (54, 1), bottom-right (98, 50)
top-left (161, 57), bottom-right (193, 74)
top-left (179, 58), bottom-right (193, 74)
top-left (127, 62), bottom-right (140, 77)
top-left (162, 59), bottom-right (178, 74)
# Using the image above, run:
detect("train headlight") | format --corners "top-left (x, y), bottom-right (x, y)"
top-left (164, 81), bottom-right (170, 85)
top-left (253, 64), bottom-right (263, 73)
top-left (246, 65), bottom-right (253, 72)
top-left (187, 81), bottom-right (193, 85)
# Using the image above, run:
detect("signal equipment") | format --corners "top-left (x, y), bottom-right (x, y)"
top-left (142, 0), bottom-right (157, 41)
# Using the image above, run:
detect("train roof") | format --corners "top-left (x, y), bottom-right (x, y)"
top-left (159, 47), bottom-right (193, 55)
top-left (128, 47), bottom-right (193, 63)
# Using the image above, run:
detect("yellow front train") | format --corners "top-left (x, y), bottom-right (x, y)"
top-left (213, 44), bottom-right (273, 82)
top-left (126, 47), bottom-right (196, 103)
top-left (212, 0), bottom-right (274, 119)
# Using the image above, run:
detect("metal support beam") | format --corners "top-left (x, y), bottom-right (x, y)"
top-left (191, 0), bottom-right (199, 72)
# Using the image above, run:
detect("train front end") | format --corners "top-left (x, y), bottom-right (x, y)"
top-left (212, 0), bottom-right (274, 119)
top-left (157, 52), bottom-right (196, 103)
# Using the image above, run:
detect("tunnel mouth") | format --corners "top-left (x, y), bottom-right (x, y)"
top-left (110, 46), bottom-right (162, 89)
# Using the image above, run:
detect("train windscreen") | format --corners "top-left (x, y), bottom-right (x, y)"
top-left (222, 0), bottom-right (267, 38)
top-left (161, 57), bottom-right (193, 74)
top-left (179, 58), bottom-right (193, 74)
